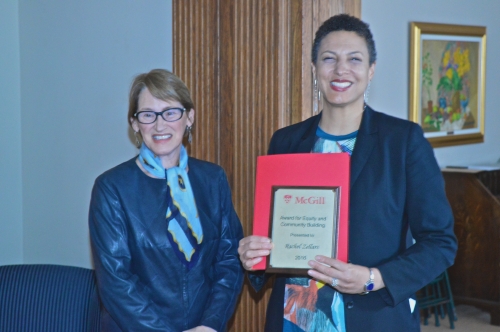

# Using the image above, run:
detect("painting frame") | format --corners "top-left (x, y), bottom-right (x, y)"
top-left (409, 22), bottom-right (486, 148)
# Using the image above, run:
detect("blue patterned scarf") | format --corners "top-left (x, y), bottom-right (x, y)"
top-left (138, 143), bottom-right (203, 269)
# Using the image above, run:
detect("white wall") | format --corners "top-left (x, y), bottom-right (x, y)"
top-left (2, 0), bottom-right (500, 268)
top-left (4, 0), bottom-right (172, 268)
top-left (362, 0), bottom-right (500, 166)
top-left (0, 0), bottom-right (23, 265)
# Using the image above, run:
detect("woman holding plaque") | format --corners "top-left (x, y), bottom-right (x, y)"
top-left (89, 69), bottom-right (244, 331)
top-left (238, 14), bottom-right (457, 332)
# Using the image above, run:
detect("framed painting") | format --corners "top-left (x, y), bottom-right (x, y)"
top-left (409, 22), bottom-right (486, 148)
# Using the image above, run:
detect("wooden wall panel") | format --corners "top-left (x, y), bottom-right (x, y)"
top-left (221, 1), bottom-right (279, 331)
top-left (174, 1), bottom-right (360, 331)
top-left (174, 2), bottom-right (279, 331)
top-left (174, 1), bottom-right (220, 164)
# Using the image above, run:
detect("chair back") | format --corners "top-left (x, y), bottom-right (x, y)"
top-left (0, 264), bottom-right (100, 332)
top-left (417, 270), bottom-right (457, 329)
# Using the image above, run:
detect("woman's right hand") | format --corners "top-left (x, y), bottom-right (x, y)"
top-left (238, 236), bottom-right (273, 271)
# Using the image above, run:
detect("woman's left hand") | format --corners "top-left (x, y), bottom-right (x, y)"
top-left (183, 326), bottom-right (216, 332)
top-left (307, 255), bottom-right (385, 294)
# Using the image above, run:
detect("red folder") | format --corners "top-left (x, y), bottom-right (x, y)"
top-left (252, 153), bottom-right (350, 270)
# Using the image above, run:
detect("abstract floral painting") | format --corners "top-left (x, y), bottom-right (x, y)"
top-left (410, 22), bottom-right (486, 147)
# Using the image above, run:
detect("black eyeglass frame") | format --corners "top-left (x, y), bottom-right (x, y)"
top-left (134, 107), bottom-right (186, 124)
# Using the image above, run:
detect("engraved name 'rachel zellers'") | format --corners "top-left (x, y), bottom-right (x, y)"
top-left (285, 244), bottom-right (320, 249)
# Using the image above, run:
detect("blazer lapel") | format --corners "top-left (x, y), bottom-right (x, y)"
top-left (350, 107), bottom-right (378, 186)
top-left (295, 113), bottom-right (322, 153)
top-left (289, 109), bottom-right (377, 187)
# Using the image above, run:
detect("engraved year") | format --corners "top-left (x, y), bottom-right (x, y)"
top-left (295, 255), bottom-right (307, 260)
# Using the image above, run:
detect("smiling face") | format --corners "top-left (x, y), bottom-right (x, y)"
top-left (131, 87), bottom-right (194, 169)
top-left (312, 30), bottom-right (375, 112)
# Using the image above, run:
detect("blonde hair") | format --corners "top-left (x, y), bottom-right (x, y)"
top-left (128, 69), bottom-right (194, 126)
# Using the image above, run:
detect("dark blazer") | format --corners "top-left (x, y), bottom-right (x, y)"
top-left (89, 157), bottom-right (244, 332)
top-left (258, 106), bottom-right (457, 332)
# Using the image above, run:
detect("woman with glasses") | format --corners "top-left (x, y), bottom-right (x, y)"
top-left (89, 69), bottom-right (244, 332)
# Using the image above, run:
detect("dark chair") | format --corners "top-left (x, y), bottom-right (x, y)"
top-left (0, 264), bottom-right (100, 332)
top-left (417, 270), bottom-right (457, 329)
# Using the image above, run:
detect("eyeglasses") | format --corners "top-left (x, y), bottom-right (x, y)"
top-left (134, 108), bottom-right (186, 124)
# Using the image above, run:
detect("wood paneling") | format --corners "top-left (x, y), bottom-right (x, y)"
top-left (174, 1), bottom-right (220, 163)
top-left (443, 170), bottom-right (500, 326)
top-left (173, 1), bottom-right (360, 331)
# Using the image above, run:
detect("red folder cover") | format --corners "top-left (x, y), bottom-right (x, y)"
top-left (252, 153), bottom-right (350, 270)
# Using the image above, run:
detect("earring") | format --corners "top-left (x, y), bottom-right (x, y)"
top-left (364, 81), bottom-right (371, 105)
top-left (313, 78), bottom-right (321, 114)
top-left (318, 84), bottom-right (322, 107)
top-left (134, 131), bottom-right (141, 148)
top-left (186, 126), bottom-right (193, 144)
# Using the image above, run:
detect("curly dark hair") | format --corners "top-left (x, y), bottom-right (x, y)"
top-left (311, 14), bottom-right (377, 65)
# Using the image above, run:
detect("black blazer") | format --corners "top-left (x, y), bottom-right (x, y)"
top-left (90, 157), bottom-right (244, 331)
top-left (260, 106), bottom-right (457, 332)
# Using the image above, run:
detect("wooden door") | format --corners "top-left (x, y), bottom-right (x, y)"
top-left (173, 1), bottom-right (360, 330)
